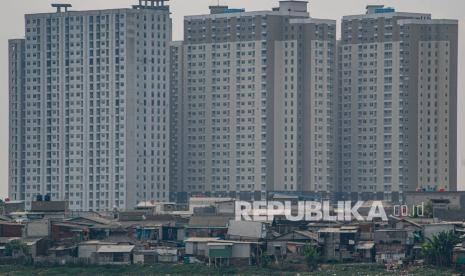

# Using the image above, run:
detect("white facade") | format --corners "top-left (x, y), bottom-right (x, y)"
top-left (173, 2), bottom-right (337, 199)
top-left (340, 41), bottom-right (403, 194)
top-left (9, 4), bottom-right (172, 211)
top-left (416, 40), bottom-right (453, 189)
top-left (8, 39), bottom-right (26, 202)
top-left (182, 41), bottom-right (268, 194)
top-left (339, 7), bottom-right (458, 197)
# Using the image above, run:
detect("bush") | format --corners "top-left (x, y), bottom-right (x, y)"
top-left (301, 243), bottom-right (320, 271)
top-left (421, 230), bottom-right (460, 267)
top-left (5, 240), bottom-right (30, 258)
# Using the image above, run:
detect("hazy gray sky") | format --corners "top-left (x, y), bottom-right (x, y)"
top-left (1, 0), bottom-right (463, 197)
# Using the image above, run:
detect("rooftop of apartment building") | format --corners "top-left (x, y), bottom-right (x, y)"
top-left (185, 0), bottom-right (310, 20)
top-left (343, 4), bottom-right (431, 21)
top-left (26, 0), bottom-right (171, 17)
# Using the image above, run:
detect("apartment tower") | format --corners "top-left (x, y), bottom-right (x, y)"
top-left (170, 1), bottom-right (337, 200)
top-left (338, 6), bottom-right (458, 200)
top-left (8, 1), bottom-right (172, 210)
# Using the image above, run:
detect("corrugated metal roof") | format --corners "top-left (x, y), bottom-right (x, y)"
top-left (189, 197), bottom-right (234, 203)
top-left (294, 230), bottom-right (318, 240)
top-left (356, 241), bottom-right (375, 250)
top-left (188, 215), bottom-right (232, 228)
top-left (118, 211), bottom-right (147, 222)
top-left (78, 240), bottom-right (117, 246)
top-left (184, 237), bottom-right (221, 243)
top-left (0, 237), bottom-right (20, 244)
top-left (52, 222), bottom-right (88, 230)
top-left (97, 245), bottom-right (135, 253)
top-left (208, 242), bottom-right (233, 246)
top-left (67, 215), bottom-right (114, 226)
top-left (0, 221), bottom-right (23, 226)
top-left (318, 227), bottom-right (357, 233)
top-left (341, 226), bottom-right (359, 230)
top-left (0, 215), bottom-right (12, 222)
top-left (31, 201), bottom-right (67, 212)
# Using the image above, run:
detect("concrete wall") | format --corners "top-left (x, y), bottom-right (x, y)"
top-left (231, 243), bottom-right (251, 258)
top-left (26, 220), bottom-right (49, 237)
top-left (133, 253), bottom-right (144, 264)
top-left (185, 241), bottom-right (209, 256)
top-left (78, 244), bottom-right (100, 259)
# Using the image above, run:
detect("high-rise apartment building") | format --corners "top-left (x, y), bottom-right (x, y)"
top-left (9, 39), bottom-right (26, 202)
top-left (10, 2), bottom-right (459, 207)
top-left (338, 6), bottom-right (458, 200)
top-left (169, 41), bottom-right (185, 198)
top-left (8, 1), bottom-right (172, 211)
top-left (170, 1), bottom-right (337, 200)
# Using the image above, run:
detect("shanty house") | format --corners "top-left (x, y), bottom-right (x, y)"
top-left (317, 226), bottom-right (359, 262)
top-left (133, 250), bottom-right (157, 264)
top-left (96, 244), bottom-right (135, 265)
top-left (154, 247), bottom-right (178, 263)
top-left (78, 240), bottom-right (117, 261)
top-left (354, 241), bottom-right (375, 262)
top-left (186, 215), bottom-right (232, 238)
top-left (185, 237), bottom-right (261, 265)
top-left (0, 222), bottom-right (24, 238)
top-left (268, 230), bottom-right (318, 257)
top-left (374, 229), bottom-right (410, 263)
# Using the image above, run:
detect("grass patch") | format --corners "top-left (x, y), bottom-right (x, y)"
top-left (0, 263), bottom-right (460, 276)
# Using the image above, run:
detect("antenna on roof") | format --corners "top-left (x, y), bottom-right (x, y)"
top-left (51, 3), bottom-right (72, 13)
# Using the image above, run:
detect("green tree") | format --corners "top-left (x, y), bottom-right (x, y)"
top-left (421, 230), bottom-right (460, 267)
top-left (5, 240), bottom-right (30, 257)
top-left (301, 243), bottom-right (320, 271)
top-left (424, 200), bottom-right (434, 218)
